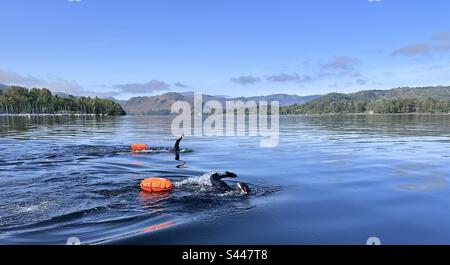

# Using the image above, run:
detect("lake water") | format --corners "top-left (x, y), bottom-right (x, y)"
top-left (1, 114), bottom-right (450, 244)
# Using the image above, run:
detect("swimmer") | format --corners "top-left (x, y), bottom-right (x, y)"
top-left (173, 134), bottom-right (186, 163)
top-left (131, 134), bottom-right (186, 153)
top-left (210, 171), bottom-right (251, 194)
top-left (173, 133), bottom-right (184, 152)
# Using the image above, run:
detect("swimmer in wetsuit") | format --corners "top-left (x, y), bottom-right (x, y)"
top-left (173, 134), bottom-right (186, 164)
top-left (173, 133), bottom-right (184, 152)
top-left (210, 171), bottom-right (251, 194)
top-left (173, 137), bottom-right (249, 193)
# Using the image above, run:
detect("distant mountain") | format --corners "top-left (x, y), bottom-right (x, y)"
top-left (281, 86), bottom-right (450, 114)
top-left (121, 92), bottom-right (189, 115)
top-left (0, 83), bottom-right (9, 91)
top-left (244, 94), bottom-right (321, 105)
top-left (120, 93), bottom-right (320, 114)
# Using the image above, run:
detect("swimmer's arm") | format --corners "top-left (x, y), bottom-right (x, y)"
top-left (210, 172), bottom-right (237, 184)
top-left (210, 173), bottom-right (229, 189)
top-left (173, 134), bottom-right (184, 152)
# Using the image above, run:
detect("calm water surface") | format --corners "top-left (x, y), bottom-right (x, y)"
top-left (1, 114), bottom-right (450, 244)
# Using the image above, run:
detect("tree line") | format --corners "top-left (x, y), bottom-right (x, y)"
top-left (281, 96), bottom-right (450, 114)
top-left (0, 86), bottom-right (126, 115)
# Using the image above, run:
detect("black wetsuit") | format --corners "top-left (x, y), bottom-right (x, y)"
top-left (210, 171), bottom-right (238, 192)
top-left (210, 172), bottom-right (251, 194)
top-left (173, 135), bottom-right (184, 152)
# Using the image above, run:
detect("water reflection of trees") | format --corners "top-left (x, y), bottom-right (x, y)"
top-left (281, 114), bottom-right (450, 137)
top-left (0, 115), bottom-right (123, 136)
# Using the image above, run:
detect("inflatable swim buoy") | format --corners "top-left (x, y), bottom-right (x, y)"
top-left (140, 177), bottom-right (173, 193)
top-left (131, 143), bottom-right (149, 151)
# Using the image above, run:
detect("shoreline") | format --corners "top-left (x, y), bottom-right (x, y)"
top-left (125, 112), bottom-right (450, 116)
top-left (0, 113), bottom-right (114, 117)
top-left (281, 112), bottom-right (450, 116)
top-left (2, 112), bottom-right (450, 117)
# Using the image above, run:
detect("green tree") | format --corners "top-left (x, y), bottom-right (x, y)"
top-left (0, 86), bottom-right (126, 115)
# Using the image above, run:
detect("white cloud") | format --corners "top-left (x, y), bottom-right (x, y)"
top-left (230, 75), bottom-right (261, 85)
top-left (393, 31), bottom-right (450, 56)
top-left (0, 69), bottom-right (83, 94)
top-left (112, 80), bottom-right (170, 94)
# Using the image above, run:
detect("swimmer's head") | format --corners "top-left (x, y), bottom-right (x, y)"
top-left (236, 182), bottom-right (251, 194)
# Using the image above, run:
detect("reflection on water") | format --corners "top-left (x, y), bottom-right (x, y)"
top-left (1, 114), bottom-right (450, 244)
top-left (394, 163), bottom-right (447, 192)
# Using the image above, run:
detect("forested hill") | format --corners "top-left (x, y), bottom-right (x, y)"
top-left (0, 86), bottom-right (126, 115)
top-left (347, 86), bottom-right (450, 100)
top-left (281, 86), bottom-right (450, 114)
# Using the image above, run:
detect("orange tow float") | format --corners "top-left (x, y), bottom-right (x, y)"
top-left (131, 143), bottom-right (149, 152)
top-left (140, 177), bottom-right (173, 193)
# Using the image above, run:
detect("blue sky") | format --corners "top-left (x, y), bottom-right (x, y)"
top-left (0, 0), bottom-right (449, 99)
